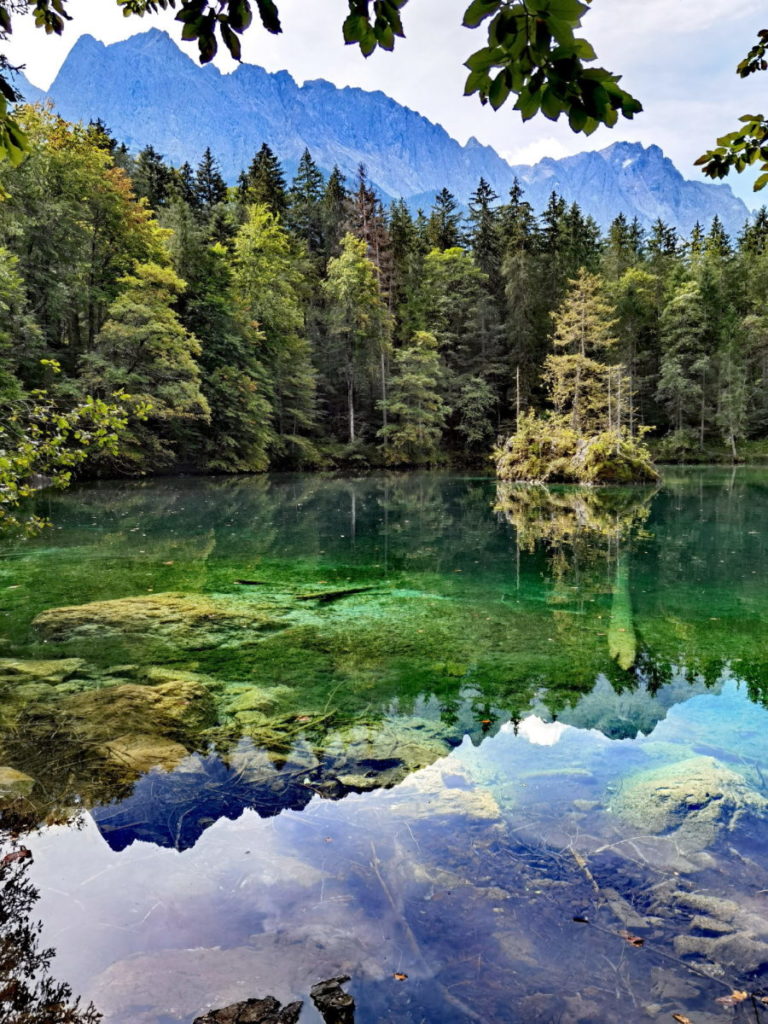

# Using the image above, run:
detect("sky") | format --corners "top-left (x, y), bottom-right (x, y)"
top-left (7, 0), bottom-right (768, 206)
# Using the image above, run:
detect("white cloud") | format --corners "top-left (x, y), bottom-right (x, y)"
top-left (501, 137), bottom-right (577, 168)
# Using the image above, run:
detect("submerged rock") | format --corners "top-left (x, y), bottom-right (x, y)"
top-left (0, 657), bottom-right (85, 685)
top-left (609, 755), bottom-right (768, 849)
top-left (193, 996), bottom-right (302, 1024)
top-left (100, 733), bottom-right (190, 773)
top-left (32, 592), bottom-right (281, 650)
top-left (310, 975), bottom-right (355, 1024)
top-left (0, 766), bottom-right (35, 798)
top-left (322, 718), bottom-right (454, 792)
top-left (64, 678), bottom-right (216, 738)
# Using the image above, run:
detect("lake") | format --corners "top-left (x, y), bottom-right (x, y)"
top-left (1, 469), bottom-right (768, 1024)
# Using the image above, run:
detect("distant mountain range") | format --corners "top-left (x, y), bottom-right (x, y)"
top-left (15, 29), bottom-right (750, 235)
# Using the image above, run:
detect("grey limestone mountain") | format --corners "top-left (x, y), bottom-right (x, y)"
top-left (23, 27), bottom-right (749, 234)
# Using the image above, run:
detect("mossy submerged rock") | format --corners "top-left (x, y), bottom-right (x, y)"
top-left (0, 657), bottom-right (85, 685)
top-left (100, 733), bottom-right (190, 773)
top-left (321, 717), bottom-right (454, 790)
top-left (32, 592), bottom-right (281, 648)
top-left (193, 996), bottom-right (302, 1024)
top-left (0, 765), bottom-right (35, 797)
top-left (610, 755), bottom-right (768, 849)
top-left (64, 678), bottom-right (217, 739)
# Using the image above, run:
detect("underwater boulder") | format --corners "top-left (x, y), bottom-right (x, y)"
top-left (0, 657), bottom-right (85, 685)
top-left (0, 766), bottom-right (35, 798)
top-left (609, 755), bottom-right (768, 850)
top-left (32, 592), bottom-right (282, 651)
top-left (100, 733), bottom-right (190, 774)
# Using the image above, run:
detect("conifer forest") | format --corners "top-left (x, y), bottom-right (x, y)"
top-left (3, 105), bottom-right (768, 490)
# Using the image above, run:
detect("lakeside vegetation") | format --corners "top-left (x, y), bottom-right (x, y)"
top-left (2, 103), bottom-right (768, 520)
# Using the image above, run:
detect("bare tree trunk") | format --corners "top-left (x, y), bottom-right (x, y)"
top-left (348, 375), bottom-right (355, 443)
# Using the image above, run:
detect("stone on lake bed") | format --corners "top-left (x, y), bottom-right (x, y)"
top-left (0, 765), bottom-right (36, 797)
top-left (32, 592), bottom-right (282, 649)
top-left (193, 996), bottom-right (303, 1024)
top-left (100, 733), bottom-right (190, 773)
top-left (0, 657), bottom-right (85, 685)
top-left (609, 755), bottom-right (768, 849)
top-left (64, 678), bottom-right (217, 736)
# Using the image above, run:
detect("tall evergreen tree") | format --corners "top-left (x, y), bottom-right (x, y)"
top-left (133, 145), bottom-right (172, 209)
top-left (426, 188), bottom-right (463, 250)
top-left (287, 149), bottom-right (325, 258)
top-left (323, 233), bottom-right (392, 444)
top-left (81, 261), bottom-right (209, 470)
top-left (240, 143), bottom-right (288, 216)
top-left (194, 147), bottom-right (228, 209)
top-left (378, 330), bottom-right (448, 465)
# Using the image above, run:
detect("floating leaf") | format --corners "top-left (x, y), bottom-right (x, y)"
top-left (672, 1015), bottom-right (693, 1024)
top-left (1, 848), bottom-right (31, 866)
top-left (715, 991), bottom-right (749, 1006)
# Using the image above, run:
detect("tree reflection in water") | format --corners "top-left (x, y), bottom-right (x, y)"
top-left (0, 824), bottom-right (100, 1024)
top-left (496, 482), bottom-right (656, 670)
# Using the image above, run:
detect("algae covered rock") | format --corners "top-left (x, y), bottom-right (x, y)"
top-left (193, 996), bottom-right (302, 1024)
top-left (0, 657), bottom-right (85, 685)
top-left (100, 734), bottom-right (190, 773)
top-left (610, 755), bottom-right (768, 849)
top-left (0, 766), bottom-right (35, 798)
top-left (32, 592), bottom-right (280, 651)
top-left (65, 678), bottom-right (217, 738)
top-left (321, 717), bottom-right (454, 791)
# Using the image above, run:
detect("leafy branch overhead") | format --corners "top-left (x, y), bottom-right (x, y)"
top-left (696, 27), bottom-right (768, 190)
top-left (461, 0), bottom-right (641, 133)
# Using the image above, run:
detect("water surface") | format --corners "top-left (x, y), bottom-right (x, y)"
top-left (1, 470), bottom-right (768, 1023)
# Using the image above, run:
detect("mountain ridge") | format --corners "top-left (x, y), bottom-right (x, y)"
top-left (24, 28), bottom-right (750, 234)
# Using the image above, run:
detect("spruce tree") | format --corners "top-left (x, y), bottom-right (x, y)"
top-left (378, 331), bottom-right (448, 465)
top-left (133, 145), bottom-right (172, 209)
top-left (240, 143), bottom-right (288, 216)
top-left (468, 177), bottom-right (501, 281)
top-left (287, 149), bottom-right (325, 257)
top-left (426, 188), bottom-right (463, 250)
top-left (194, 147), bottom-right (228, 209)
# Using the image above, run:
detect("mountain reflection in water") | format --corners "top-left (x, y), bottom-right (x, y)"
top-left (1, 470), bottom-right (768, 1024)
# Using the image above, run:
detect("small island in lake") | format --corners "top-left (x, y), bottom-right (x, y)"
top-left (495, 268), bottom-right (658, 485)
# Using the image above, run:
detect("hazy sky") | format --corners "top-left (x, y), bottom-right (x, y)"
top-left (7, 0), bottom-right (767, 206)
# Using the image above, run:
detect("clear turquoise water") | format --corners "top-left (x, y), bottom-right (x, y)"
top-left (1, 470), bottom-right (768, 1023)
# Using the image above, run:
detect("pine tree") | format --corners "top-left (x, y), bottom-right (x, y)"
top-left (81, 261), bottom-right (209, 469)
top-left (194, 147), bottom-right (228, 209)
top-left (349, 164), bottom-right (392, 298)
top-left (426, 188), bottom-right (463, 250)
top-left (321, 166), bottom-right (351, 261)
top-left (163, 198), bottom-right (275, 471)
top-left (656, 280), bottom-right (709, 439)
top-left (544, 268), bottom-right (623, 434)
top-left (287, 149), bottom-right (325, 257)
top-left (233, 204), bottom-right (317, 463)
top-left (240, 143), bottom-right (288, 216)
top-left (378, 330), bottom-right (448, 465)
top-left (133, 145), bottom-right (172, 209)
top-left (172, 162), bottom-right (198, 207)
top-left (468, 177), bottom-right (501, 279)
top-left (323, 233), bottom-right (392, 444)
